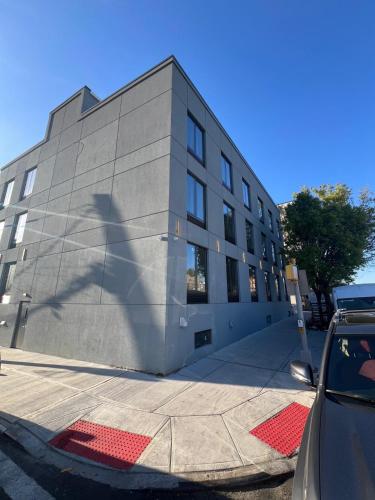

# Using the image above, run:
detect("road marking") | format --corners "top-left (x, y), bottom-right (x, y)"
top-left (0, 449), bottom-right (54, 500)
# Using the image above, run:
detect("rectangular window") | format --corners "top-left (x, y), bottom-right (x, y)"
top-left (275, 275), bottom-right (281, 301)
top-left (276, 220), bottom-right (281, 240)
top-left (268, 209), bottom-right (274, 232)
top-left (226, 257), bottom-right (239, 302)
top-left (10, 212), bottom-right (27, 248)
top-left (242, 179), bottom-right (251, 209)
top-left (245, 220), bottom-right (254, 254)
top-left (187, 113), bottom-right (204, 164)
top-left (195, 329), bottom-right (212, 349)
top-left (279, 250), bottom-right (285, 269)
top-left (271, 241), bottom-right (277, 265)
top-left (0, 220), bottom-right (4, 244)
top-left (264, 271), bottom-right (272, 302)
top-left (221, 154), bottom-right (232, 191)
top-left (22, 167), bottom-right (37, 199)
top-left (1, 180), bottom-right (14, 207)
top-left (283, 276), bottom-right (289, 300)
top-left (223, 202), bottom-right (236, 244)
top-left (249, 265), bottom-right (258, 302)
top-left (186, 242), bottom-right (208, 304)
top-left (261, 232), bottom-right (267, 260)
top-left (257, 197), bottom-right (264, 222)
top-left (187, 173), bottom-right (206, 227)
top-left (0, 262), bottom-right (16, 300)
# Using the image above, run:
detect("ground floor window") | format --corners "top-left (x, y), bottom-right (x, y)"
top-left (186, 242), bottom-right (208, 303)
top-left (226, 257), bottom-right (239, 302)
top-left (195, 329), bottom-right (212, 349)
top-left (249, 265), bottom-right (258, 302)
top-left (264, 271), bottom-right (272, 302)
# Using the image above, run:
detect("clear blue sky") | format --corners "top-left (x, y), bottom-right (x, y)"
top-left (1, 0), bottom-right (374, 281)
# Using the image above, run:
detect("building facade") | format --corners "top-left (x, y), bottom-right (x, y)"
top-left (0, 57), bottom-right (290, 374)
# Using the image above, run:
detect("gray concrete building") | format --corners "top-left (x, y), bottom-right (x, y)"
top-left (0, 56), bottom-right (290, 374)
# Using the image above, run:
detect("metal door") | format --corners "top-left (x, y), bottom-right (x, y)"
top-left (12, 301), bottom-right (29, 348)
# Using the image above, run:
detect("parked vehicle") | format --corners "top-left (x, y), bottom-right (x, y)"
top-left (291, 309), bottom-right (375, 500)
top-left (332, 283), bottom-right (375, 311)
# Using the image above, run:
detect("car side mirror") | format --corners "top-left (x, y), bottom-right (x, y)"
top-left (290, 360), bottom-right (314, 387)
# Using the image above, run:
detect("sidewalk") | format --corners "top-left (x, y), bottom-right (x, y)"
top-left (0, 318), bottom-right (326, 489)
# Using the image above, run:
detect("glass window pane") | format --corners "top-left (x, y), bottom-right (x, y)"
top-left (195, 126), bottom-right (203, 161)
top-left (264, 271), bottom-right (272, 301)
top-left (249, 265), bottom-right (258, 302)
top-left (187, 116), bottom-right (195, 151)
top-left (271, 241), bottom-right (277, 264)
top-left (1, 262), bottom-right (16, 296)
top-left (258, 197), bottom-right (264, 221)
top-left (2, 180), bottom-right (14, 207)
top-left (23, 168), bottom-right (37, 198)
top-left (275, 275), bottom-right (281, 300)
top-left (226, 257), bottom-right (239, 302)
top-left (246, 220), bottom-right (254, 253)
top-left (242, 180), bottom-right (250, 208)
top-left (224, 203), bottom-right (236, 244)
top-left (261, 233), bottom-right (267, 260)
top-left (187, 243), bottom-right (208, 303)
top-left (187, 174), bottom-right (195, 215)
top-left (0, 220), bottom-right (4, 244)
top-left (221, 155), bottom-right (232, 190)
top-left (195, 181), bottom-right (204, 221)
top-left (13, 212), bottom-right (27, 245)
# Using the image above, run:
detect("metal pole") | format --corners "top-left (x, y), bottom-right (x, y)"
top-left (294, 280), bottom-right (314, 367)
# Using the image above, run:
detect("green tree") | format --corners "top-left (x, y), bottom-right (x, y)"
top-left (283, 184), bottom-right (375, 317)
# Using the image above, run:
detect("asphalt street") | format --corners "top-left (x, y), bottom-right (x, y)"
top-left (0, 434), bottom-right (293, 500)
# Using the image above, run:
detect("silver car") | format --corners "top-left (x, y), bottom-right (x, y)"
top-left (291, 309), bottom-right (375, 500)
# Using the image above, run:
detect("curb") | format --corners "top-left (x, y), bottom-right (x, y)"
top-left (0, 416), bottom-right (296, 491)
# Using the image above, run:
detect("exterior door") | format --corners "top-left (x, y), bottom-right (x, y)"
top-left (12, 301), bottom-right (29, 348)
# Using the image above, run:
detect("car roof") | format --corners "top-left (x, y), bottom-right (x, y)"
top-left (334, 310), bottom-right (375, 335)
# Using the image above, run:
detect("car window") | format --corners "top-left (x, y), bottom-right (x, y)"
top-left (337, 296), bottom-right (375, 311)
top-left (326, 334), bottom-right (375, 402)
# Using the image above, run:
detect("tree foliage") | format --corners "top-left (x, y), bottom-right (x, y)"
top-left (282, 184), bottom-right (375, 309)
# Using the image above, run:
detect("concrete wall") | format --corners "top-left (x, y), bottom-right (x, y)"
top-left (0, 62), bottom-right (174, 373)
top-left (164, 64), bottom-right (290, 373)
top-left (0, 57), bottom-right (290, 374)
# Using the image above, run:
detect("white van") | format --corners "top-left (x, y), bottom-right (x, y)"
top-left (332, 284), bottom-right (375, 311)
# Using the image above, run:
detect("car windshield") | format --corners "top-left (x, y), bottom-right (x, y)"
top-left (337, 296), bottom-right (375, 311)
top-left (326, 333), bottom-right (375, 402)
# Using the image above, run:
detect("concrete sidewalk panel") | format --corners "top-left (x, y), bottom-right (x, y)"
top-left (21, 393), bottom-right (102, 441)
top-left (134, 420), bottom-right (171, 472)
top-left (171, 415), bottom-right (242, 473)
top-left (157, 364), bottom-right (274, 416)
top-left (87, 371), bottom-right (193, 412)
top-left (84, 403), bottom-right (168, 438)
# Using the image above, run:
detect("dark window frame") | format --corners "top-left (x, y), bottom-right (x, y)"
top-left (195, 329), bottom-right (212, 349)
top-left (221, 153), bottom-right (233, 192)
top-left (271, 241), bottom-right (277, 266)
top-left (261, 232), bottom-right (268, 261)
top-left (186, 242), bottom-right (208, 304)
top-left (187, 112), bottom-right (205, 166)
top-left (9, 211), bottom-right (28, 249)
top-left (0, 261), bottom-right (16, 300)
top-left (275, 274), bottom-right (282, 301)
top-left (257, 197), bottom-right (265, 223)
top-left (187, 171), bottom-right (206, 229)
top-left (249, 265), bottom-right (259, 302)
top-left (223, 201), bottom-right (236, 245)
top-left (264, 271), bottom-right (272, 302)
top-left (245, 219), bottom-right (254, 254)
top-left (268, 209), bottom-right (274, 232)
top-left (242, 178), bottom-right (251, 210)
top-left (21, 166), bottom-right (37, 200)
top-left (1, 179), bottom-right (15, 208)
top-left (226, 256), bottom-right (239, 303)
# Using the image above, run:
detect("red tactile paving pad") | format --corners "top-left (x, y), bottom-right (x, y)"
top-left (249, 402), bottom-right (310, 456)
top-left (49, 419), bottom-right (152, 470)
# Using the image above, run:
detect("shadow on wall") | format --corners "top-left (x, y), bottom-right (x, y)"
top-left (17, 193), bottom-right (166, 373)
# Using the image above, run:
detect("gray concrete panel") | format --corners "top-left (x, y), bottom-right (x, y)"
top-left (75, 120), bottom-right (118, 176)
top-left (117, 90), bottom-right (172, 158)
top-left (52, 142), bottom-right (79, 185)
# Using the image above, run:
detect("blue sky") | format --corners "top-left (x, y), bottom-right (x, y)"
top-left (1, 0), bottom-right (374, 282)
